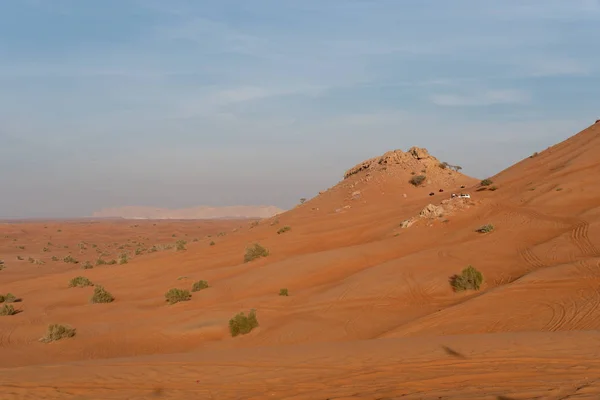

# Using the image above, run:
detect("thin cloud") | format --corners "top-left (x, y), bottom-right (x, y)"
top-left (430, 90), bottom-right (531, 107)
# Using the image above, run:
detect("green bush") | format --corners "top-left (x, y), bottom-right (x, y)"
top-left (0, 304), bottom-right (17, 316)
top-left (176, 240), bottom-right (187, 251)
top-left (191, 280), bottom-right (209, 292)
top-left (63, 255), bottom-right (79, 264)
top-left (279, 288), bottom-right (289, 296)
top-left (90, 286), bottom-right (114, 303)
top-left (409, 175), bottom-right (426, 186)
top-left (480, 178), bottom-right (493, 186)
top-left (165, 288), bottom-right (191, 304)
top-left (69, 276), bottom-right (93, 288)
top-left (39, 324), bottom-right (76, 343)
top-left (229, 309), bottom-right (259, 337)
top-left (2, 293), bottom-right (17, 303)
top-left (277, 226), bottom-right (291, 234)
top-left (450, 265), bottom-right (484, 292)
top-left (475, 224), bottom-right (494, 233)
top-left (244, 243), bottom-right (269, 263)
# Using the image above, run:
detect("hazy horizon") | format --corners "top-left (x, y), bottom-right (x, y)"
top-left (2, 0), bottom-right (600, 218)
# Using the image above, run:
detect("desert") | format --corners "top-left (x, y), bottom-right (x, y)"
top-left (2, 123), bottom-right (600, 398)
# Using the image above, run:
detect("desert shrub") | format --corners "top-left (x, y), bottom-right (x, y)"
top-left (192, 238), bottom-right (199, 242)
top-left (209, 241), bottom-right (215, 246)
top-left (176, 240), bottom-right (187, 251)
top-left (118, 253), bottom-right (128, 265)
top-left (51, 256), bottom-right (59, 262)
top-left (135, 247), bottom-right (144, 255)
top-left (63, 255), bottom-right (79, 264)
top-left (277, 226), bottom-right (291, 234)
top-left (409, 175), bottom-right (426, 186)
top-left (0, 304), bottom-right (17, 316)
top-left (244, 243), bottom-right (269, 263)
top-left (191, 280), bottom-right (209, 292)
top-left (450, 265), bottom-right (484, 292)
top-left (69, 276), bottom-right (93, 288)
top-left (217, 232), bottom-right (226, 237)
top-left (250, 220), bottom-right (259, 228)
top-left (489, 186), bottom-right (498, 191)
top-left (95, 258), bottom-right (107, 266)
top-left (165, 288), bottom-right (191, 304)
top-left (439, 162), bottom-right (448, 169)
top-left (229, 310), bottom-right (259, 337)
top-left (530, 152), bottom-right (539, 158)
top-left (279, 288), bottom-right (289, 296)
top-left (299, 198), bottom-right (306, 204)
top-left (476, 224), bottom-right (494, 233)
top-left (3, 293), bottom-right (17, 303)
top-left (81, 261), bottom-right (93, 269)
top-left (0, 294), bottom-right (3, 302)
top-left (28, 256), bottom-right (34, 263)
top-left (39, 324), bottom-right (76, 343)
top-left (481, 178), bottom-right (493, 186)
top-left (107, 259), bottom-right (117, 265)
top-left (18, 246), bottom-right (25, 250)
top-left (90, 286), bottom-right (114, 303)
top-left (43, 247), bottom-right (50, 252)
top-left (17, 255), bottom-right (24, 260)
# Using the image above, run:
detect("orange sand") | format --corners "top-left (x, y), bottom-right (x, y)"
top-left (2, 123), bottom-right (600, 399)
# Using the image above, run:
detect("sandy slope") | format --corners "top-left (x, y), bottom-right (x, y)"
top-left (2, 126), bottom-right (600, 399)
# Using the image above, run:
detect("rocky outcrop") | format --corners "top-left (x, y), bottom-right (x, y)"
top-left (343, 147), bottom-right (440, 179)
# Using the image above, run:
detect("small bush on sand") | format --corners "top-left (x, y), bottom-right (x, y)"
top-left (277, 226), bottom-right (291, 234)
top-left (69, 276), bottom-right (93, 288)
top-left (191, 280), bottom-right (209, 292)
top-left (63, 255), bottom-right (79, 264)
top-left (476, 224), bottom-right (494, 233)
top-left (450, 265), bottom-right (484, 292)
top-left (118, 253), bottom-right (128, 265)
top-left (90, 286), bottom-right (114, 303)
top-left (1, 293), bottom-right (17, 303)
top-left (39, 324), bottom-right (76, 343)
top-left (209, 241), bottom-right (215, 246)
top-left (480, 178), bottom-right (493, 186)
top-left (176, 240), bottom-right (187, 251)
top-left (244, 243), bottom-right (269, 263)
top-left (51, 256), bottom-right (59, 262)
top-left (229, 309), bottom-right (259, 337)
top-left (165, 288), bottom-right (191, 304)
top-left (81, 261), bottom-right (93, 269)
top-left (409, 175), bottom-right (426, 186)
top-left (0, 304), bottom-right (17, 316)
top-left (279, 288), bottom-right (289, 296)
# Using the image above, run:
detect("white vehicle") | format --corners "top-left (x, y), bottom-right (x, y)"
top-left (459, 193), bottom-right (470, 198)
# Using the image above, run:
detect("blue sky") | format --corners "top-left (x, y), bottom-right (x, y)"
top-left (1, 0), bottom-right (600, 218)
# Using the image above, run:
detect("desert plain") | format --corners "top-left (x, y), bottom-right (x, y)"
top-left (2, 123), bottom-right (600, 399)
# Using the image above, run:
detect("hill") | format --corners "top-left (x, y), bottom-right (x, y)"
top-left (2, 126), bottom-right (600, 399)
top-left (91, 205), bottom-right (285, 219)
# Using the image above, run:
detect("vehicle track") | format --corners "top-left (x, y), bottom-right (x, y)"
top-left (570, 219), bottom-right (600, 257)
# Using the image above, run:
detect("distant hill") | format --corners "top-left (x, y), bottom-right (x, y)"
top-left (91, 205), bottom-right (285, 219)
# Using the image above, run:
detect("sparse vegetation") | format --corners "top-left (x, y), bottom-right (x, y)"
top-left (277, 226), bottom-right (291, 234)
top-left (69, 276), bottom-right (93, 288)
top-left (481, 179), bottom-right (493, 186)
top-left (135, 247), bottom-right (144, 255)
top-left (279, 288), bottom-right (289, 296)
top-left (165, 288), bottom-right (191, 304)
top-left (299, 198), bottom-right (306, 204)
top-left (18, 245), bottom-right (25, 250)
top-left (51, 256), bottom-right (59, 262)
top-left (229, 310), bottom-right (259, 337)
top-left (90, 286), bottom-right (115, 303)
top-left (43, 247), bottom-right (50, 252)
top-left (476, 224), bottom-right (495, 233)
top-left (191, 280), bottom-right (209, 292)
top-left (17, 255), bottom-right (24, 260)
top-left (244, 243), bottom-right (269, 263)
top-left (530, 152), bottom-right (539, 158)
top-left (450, 265), bottom-right (484, 292)
top-left (96, 258), bottom-right (107, 266)
top-left (209, 241), bottom-right (215, 246)
top-left (81, 261), bottom-right (93, 269)
top-left (556, 187), bottom-right (563, 191)
top-left (2, 293), bottom-right (17, 303)
top-left (489, 186), bottom-right (498, 191)
top-left (39, 324), bottom-right (76, 343)
top-left (409, 175), bottom-right (426, 186)
top-left (63, 255), bottom-right (79, 264)
top-left (176, 240), bottom-right (187, 251)
top-left (118, 253), bottom-right (129, 265)
top-left (0, 304), bottom-right (17, 316)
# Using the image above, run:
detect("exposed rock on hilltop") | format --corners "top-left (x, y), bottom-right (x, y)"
top-left (344, 147), bottom-right (448, 179)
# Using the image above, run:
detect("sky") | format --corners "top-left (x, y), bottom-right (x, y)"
top-left (1, 0), bottom-right (600, 218)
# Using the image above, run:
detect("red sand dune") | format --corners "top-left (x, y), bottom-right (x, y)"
top-left (2, 125), bottom-right (600, 399)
